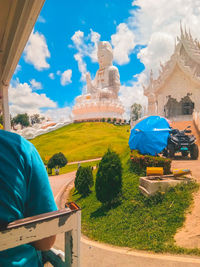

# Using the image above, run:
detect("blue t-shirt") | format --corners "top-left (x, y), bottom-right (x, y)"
top-left (0, 130), bottom-right (57, 266)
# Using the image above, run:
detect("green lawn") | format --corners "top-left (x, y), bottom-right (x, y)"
top-left (31, 122), bottom-right (130, 162)
top-left (71, 150), bottom-right (200, 255)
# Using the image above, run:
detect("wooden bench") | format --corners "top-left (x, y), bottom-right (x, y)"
top-left (0, 202), bottom-right (81, 267)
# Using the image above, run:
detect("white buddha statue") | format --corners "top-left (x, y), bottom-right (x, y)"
top-left (72, 41), bottom-right (124, 121)
top-left (86, 41), bottom-right (120, 100)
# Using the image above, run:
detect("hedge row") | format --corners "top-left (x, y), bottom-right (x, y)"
top-left (130, 150), bottom-right (171, 175)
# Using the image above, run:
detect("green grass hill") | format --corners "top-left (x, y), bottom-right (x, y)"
top-left (31, 122), bottom-right (130, 162)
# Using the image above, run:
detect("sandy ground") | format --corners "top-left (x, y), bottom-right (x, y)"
top-left (170, 121), bottom-right (200, 248)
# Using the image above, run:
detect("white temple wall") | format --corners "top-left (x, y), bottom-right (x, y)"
top-left (156, 65), bottom-right (200, 116)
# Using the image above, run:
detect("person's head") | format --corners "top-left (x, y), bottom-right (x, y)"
top-left (97, 41), bottom-right (113, 68)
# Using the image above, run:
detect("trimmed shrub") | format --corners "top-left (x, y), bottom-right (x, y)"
top-left (130, 150), bottom-right (171, 175)
top-left (95, 149), bottom-right (122, 207)
top-left (75, 166), bottom-right (94, 196)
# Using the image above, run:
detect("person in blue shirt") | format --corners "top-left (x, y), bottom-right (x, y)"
top-left (0, 129), bottom-right (57, 266)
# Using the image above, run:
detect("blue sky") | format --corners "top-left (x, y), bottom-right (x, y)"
top-left (9, 0), bottom-right (200, 121)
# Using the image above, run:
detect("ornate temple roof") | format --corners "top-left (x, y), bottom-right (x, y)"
top-left (144, 25), bottom-right (200, 96)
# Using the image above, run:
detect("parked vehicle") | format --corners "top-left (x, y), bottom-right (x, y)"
top-left (162, 126), bottom-right (199, 160)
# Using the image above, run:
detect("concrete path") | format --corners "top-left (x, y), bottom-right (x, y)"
top-left (49, 167), bottom-right (200, 266)
top-left (170, 121), bottom-right (200, 249)
top-left (68, 157), bottom-right (101, 165)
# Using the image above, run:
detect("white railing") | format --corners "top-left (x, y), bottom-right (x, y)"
top-left (0, 202), bottom-right (81, 267)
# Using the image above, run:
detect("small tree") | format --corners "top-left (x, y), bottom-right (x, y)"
top-left (12, 113), bottom-right (30, 128)
top-left (30, 114), bottom-right (41, 125)
top-left (107, 118), bottom-right (111, 123)
top-left (95, 149), bottom-right (122, 207)
top-left (47, 152), bottom-right (67, 175)
top-left (75, 166), bottom-right (94, 196)
top-left (113, 118), bottom-right (117, 124)
top-left (131, 103), bottom-right (142, 121)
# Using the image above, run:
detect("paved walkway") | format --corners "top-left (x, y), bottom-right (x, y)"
top-left (170, 121), bottom-right (200, 249)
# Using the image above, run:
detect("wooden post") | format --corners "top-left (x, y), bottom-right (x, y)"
top-left (1, 82), bottom-right (11, 131)
top-left (65, 231), bottom-right (72, 267)
top-left (71, 209), bottom-right (81, 267)
top-left (64, 209), bottom-right (81, 267)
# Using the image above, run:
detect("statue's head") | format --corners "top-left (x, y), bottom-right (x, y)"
top-left (97, 41), bottom-right (113, 67)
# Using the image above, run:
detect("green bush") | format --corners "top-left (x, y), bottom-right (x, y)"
top-left (95, 149), bottom-right (122, 207)
top-left (75, 166), bottom-right (94, 196)
top-left (130, 150), bottom-right (171, 175)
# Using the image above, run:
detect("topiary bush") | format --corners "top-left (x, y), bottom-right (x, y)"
top-left (75, 166), bottom-right (94, 196)
top-left (95, 149), bottom-right (122, 207)
top-left (130, 150), bottom-right (171, 175)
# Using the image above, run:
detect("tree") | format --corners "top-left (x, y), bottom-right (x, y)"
top-left (47, 152), bottom-right (67, 175)
top-left (95, 149), bottom-right (122, 207)
top-left (113, 118), bottom-right (117, 124)
top-left (30, 114), bottom-right (41, 125)
top-left (75, 166), bottom-right (94, 196)
top-left (12, 113), bottom-right (30, 128)
top-left (131, 103), bottom-right (142, 121)
top-left (107, 118), bottom-right (111, 123)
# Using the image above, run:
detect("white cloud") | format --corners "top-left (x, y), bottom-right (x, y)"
top-left (111, 23), bottom-right (135, 65)
top-left (44, 106), bottom-right (72, 122)
top-left (138, 32), bottom-right (174, 77)
top-left (24, 30), bottom-right (50, 70)
top-left (119, 73), bottom-right (148, 119)
top-left (14, 64), bottom-right (21, 75)
top-left (49, 73), bottom-right (55, 79)
top-left (71, 29), bottom-right (101, 81)
top-left (56, 70), bottom-right (61, 75)
top-left (30, 79), bottom-right (43, 90)
top-left (61, 69), bottom-right (72, 86)
top-left (74, 53), bottom-right (87, 81)
top-left (37, 16), bottom-right (46, 23)
top-left (9, 80), bottom-right (56, 116)
top-left (71, 30), bottom-right (84, 46)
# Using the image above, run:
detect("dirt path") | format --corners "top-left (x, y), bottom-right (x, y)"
top-left (171, 121), bottom-right (200, 248)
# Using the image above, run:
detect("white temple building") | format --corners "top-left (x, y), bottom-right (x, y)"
top-left (144, 26), bottom-right (200, 120)
top-left (72, 41), bottom-right (124, 122)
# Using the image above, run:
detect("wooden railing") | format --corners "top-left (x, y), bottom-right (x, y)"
top-left (0, 202), bottom-right (81, 267)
